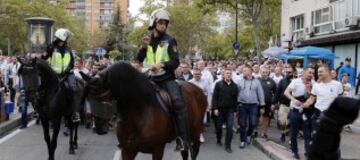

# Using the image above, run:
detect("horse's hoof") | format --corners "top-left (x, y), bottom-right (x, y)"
top-left (69, 149), bottom-right (75, 154)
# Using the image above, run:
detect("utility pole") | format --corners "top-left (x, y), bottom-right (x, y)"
top-left (233, 0), bottom-right (240, 56)
top-left (235, 0), bottom-right (238, 43)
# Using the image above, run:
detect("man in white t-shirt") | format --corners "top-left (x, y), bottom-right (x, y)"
top-left (304, 66), bottom-right (343, 124)
top-left (189, 68), bottom-right (211, 143)
top-left (284, 68), bottom-right (314, 159)
top-left (304, 66), bottom-right (343, 110)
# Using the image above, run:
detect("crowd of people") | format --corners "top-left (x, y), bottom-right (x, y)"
top-left (170, 57), bottom-right (358, 159)
top-left (0, 51), bottom-right (357, 159)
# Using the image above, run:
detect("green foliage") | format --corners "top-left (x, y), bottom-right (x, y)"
top-left (0, 0), bottom-right (87, 55)
top-left (128, 1), bottom-right (217, 58)
top-left (198, 0), bottom-right (281, 59)
top-left (108, 49), bottom-right (121, 59)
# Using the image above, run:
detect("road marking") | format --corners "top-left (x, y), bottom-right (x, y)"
top-left (113, 150), bottom-right (121, 160)
top-left (0, 120), bottom-right (36, 144)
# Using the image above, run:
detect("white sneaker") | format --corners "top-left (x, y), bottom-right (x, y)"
top-left (200, 133), bottom-right (205, 143)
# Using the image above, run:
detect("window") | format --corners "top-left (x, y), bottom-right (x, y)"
top-left (352, 0), bottom-right (360, 16)
top-left (332, 0), bottom-right (355, 30)
top-left (311, 7), bottom-right (333, 34)
top-left (291, 15), bottom-right (305, 41)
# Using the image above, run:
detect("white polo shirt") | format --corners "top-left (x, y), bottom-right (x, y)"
top-left (311, 80), bottom-right (343, 112)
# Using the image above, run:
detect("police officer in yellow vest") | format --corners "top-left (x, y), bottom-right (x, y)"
top-left (136, 9), bottom-right (189, 151)
top-left (42, 28), bottom-right (80, 123)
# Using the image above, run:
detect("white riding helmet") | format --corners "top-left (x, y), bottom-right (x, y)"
top-left (148, 9), bottom-right (170, 30)
top-left (54, 28), bottom-right (72, 42)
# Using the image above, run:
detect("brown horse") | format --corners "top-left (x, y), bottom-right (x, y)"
top-left (82, 62), bottom-right (207, 160)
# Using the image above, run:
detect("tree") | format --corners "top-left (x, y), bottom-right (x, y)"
top-left (128, 1), bottom-right (217, 59)
top-left (199, 0), bottom-right (281, 59)
top-left (0, 0), bottom-right (88, 55)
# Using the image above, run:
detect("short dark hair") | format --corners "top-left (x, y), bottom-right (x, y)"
top-left (243, 64), bottom-right (253, 71)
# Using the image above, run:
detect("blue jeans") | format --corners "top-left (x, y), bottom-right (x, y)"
top-left (20, 90), bottom-right (28, 128)
top-left (289, 108), bottom-right (312, 154)
top-left (215, 108), bottom-right (235, 146)
top-left (238, 104), bottom-right (258, 142)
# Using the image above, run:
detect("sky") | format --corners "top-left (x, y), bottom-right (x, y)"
top-left (129, 0), bottom-right (145, 16)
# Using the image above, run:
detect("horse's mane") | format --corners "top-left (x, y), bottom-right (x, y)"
top-left (103, 62), bottom-right (157, 110)
top-left (35, 59), bottom-right (59, 87)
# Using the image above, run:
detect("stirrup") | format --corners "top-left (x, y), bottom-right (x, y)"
top-left (174, 137), bottom-right (187, 152)
top-left (72, 113), bottom-right (80, 123)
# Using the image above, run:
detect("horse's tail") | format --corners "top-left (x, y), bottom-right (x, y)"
top-left (181, 81), bottom-right (208, 134)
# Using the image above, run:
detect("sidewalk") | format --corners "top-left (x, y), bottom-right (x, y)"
top-left (253, 117), bottom-right (360, 160)
top-left (0, 107), bottom-right (34, 138)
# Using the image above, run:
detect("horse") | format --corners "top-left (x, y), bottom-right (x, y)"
top-left (82, 62), bottom-right (207, 160)
top-left (17, 57), bottom-right (81, 160)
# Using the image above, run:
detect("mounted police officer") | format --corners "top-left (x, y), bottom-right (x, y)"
top-left (136, 9), bottom-right (189, 151)
top-left (41, 28), bottom-right (80, 123)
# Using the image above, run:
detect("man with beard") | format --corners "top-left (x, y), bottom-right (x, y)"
top-left (275, 67), bottom-right (295, 143)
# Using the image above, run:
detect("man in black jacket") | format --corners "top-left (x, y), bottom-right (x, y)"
top-left (275, 67), bottom-right (294, 143)
top-left (177, 62), bottom-right (193, 81)
top-left (258, 67), bottom-right (277, 139)
top-left (212, 68), bottom-right (238, 153)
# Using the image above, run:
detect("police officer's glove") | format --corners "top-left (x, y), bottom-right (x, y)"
top-left (323, 97), bottom-right (359, 128)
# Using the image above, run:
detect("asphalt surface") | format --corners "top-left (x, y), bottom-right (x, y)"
top-left (0, 121), bottom-right (270, 160)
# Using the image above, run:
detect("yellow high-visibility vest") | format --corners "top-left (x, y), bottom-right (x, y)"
top-left (48, 48), bottom-right (71, 74)
top-left (143, 43), bottom-right (170, 76)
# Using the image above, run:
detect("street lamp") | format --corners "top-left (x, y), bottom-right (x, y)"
top-left (25, 17), bottom-right (55, 54)
top-left (233, 0), bottom-right (240, 56)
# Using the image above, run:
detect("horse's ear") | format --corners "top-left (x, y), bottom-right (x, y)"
top-left (17, 56), bottom-right (25, 64)
top-left (80, 71), bottom-right (92, 82)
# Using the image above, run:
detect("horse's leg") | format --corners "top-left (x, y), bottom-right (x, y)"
top-left (181, 150), bottom-right (189, 160)
top-left (121, 149), bottom-right (137, 160)
top-left (191, 138), bottom-right (200, 160)
top-left (49, 117), bottom-right (62, 160)
top-left (40, 118), bottom-right (52, 160)
top-left (67, 117), bottom-right (75, 154)
top-left (152, 146), bottom-right (165, 160)
top-left (74, 122), bottom-right (78, 149)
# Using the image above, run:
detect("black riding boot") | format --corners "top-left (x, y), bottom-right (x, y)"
top-left (174, 109), bottom-right (190, 151)
top-left (163, 80), bottom-right (190, 152)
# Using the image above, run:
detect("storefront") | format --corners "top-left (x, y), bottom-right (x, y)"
top-left (300, 31), bottom-right (360, 75)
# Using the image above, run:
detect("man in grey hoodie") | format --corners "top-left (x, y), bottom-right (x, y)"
top-left (235, 65), bottom-right (265, 149)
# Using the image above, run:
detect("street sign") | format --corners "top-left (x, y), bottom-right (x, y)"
top-left (234, 49), bottom-right (239, 55)
top-left (233, 41), bottom-right (240, 50)
top-left (95, 48), bottom-right (106, 57)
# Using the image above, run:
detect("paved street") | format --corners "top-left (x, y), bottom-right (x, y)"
top-left (0, 121), bottom-right (270, 160)
top-left (261, 114), bottom-right (360, 160)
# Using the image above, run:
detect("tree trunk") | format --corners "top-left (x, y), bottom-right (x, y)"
top-left (252, 20), bottom-right (261, 63)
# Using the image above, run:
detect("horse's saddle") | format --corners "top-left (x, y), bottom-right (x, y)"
top-left (150, 82), bottom-right (173, 114)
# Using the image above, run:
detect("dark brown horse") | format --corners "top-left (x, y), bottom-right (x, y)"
top-left (82, 62), bottom-right (207, 160)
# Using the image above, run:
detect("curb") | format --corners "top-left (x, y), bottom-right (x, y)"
top-left (253, 138), bottom-right (292, 160)
top-left (0, 112), bottom-right (34, 138)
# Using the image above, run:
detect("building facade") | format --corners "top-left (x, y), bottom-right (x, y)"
top-left (281, 0), bottom-right (360, 72)
top-left (50, 0), bottom-right (129, 34)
